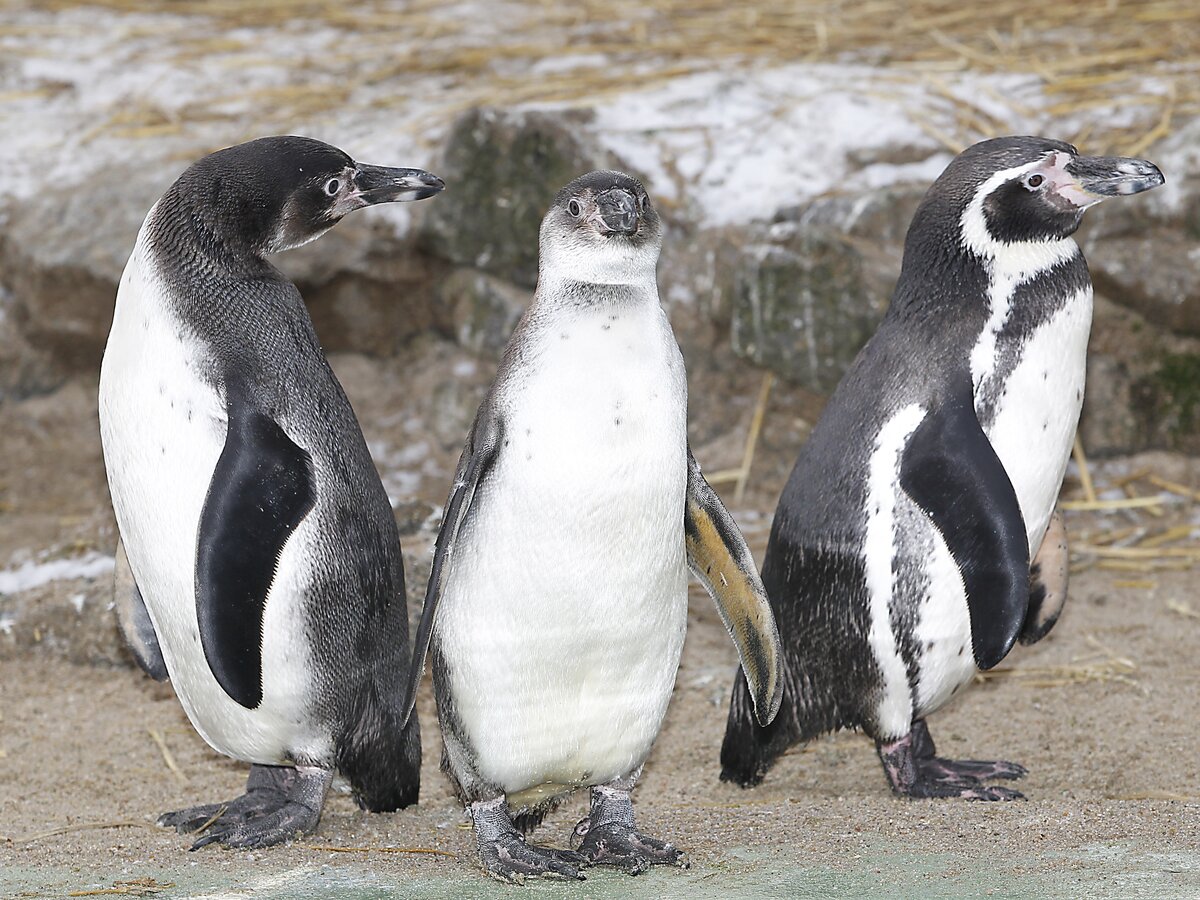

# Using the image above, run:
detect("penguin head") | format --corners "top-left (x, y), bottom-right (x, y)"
top-left (164, 136), bottom-right (445, 258)
top-left (538, 171), bottom-right (662, 283)
top-left (932, 136), bottom-right (1164, 252)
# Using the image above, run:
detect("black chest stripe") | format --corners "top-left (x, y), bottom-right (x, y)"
top-left (899, 379), bottom-right (1030, 670)
top-left (196, 398), bottom-right (316, 709)
top-left (975, 258), bottom-right (1090, 429)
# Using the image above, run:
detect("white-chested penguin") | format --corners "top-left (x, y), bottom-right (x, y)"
top-left (721, 136), bottom-right (1163, 800)
top-left (402, 171), bottom-right (782, 882)
top-left (99, 136), bottom-right (444, 848)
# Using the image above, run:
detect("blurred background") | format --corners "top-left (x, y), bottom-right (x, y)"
top-left (2, 2), bottom-right (1200, 897)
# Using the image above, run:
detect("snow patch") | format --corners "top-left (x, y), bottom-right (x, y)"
top-left (0, 553), bottom-right (115, 595)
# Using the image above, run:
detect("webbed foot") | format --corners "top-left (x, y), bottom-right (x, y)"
top-left (878, 719), bottom-right (1026, 801)
top-left (572, 784), bottom-right (687, 873)
top-left (160, 764), bottom-right (332, 850)
top-left (470, 797), bottom-right (584, 884)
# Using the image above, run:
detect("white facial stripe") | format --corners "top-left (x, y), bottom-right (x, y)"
top-left (864, 403), bottom-right (925, 737)
top-left (962, 154), bottom-right (1081, 391)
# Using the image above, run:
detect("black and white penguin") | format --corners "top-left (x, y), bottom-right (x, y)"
top-left (720, 136), bottom-right (1163, 800)
top-left (99, 136), bottom-right (444, 848)
top-left (403, 171), bottom-right (782, 882)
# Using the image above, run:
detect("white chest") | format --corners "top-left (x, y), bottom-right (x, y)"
top-left (98, 229), bottom-right (325, 765)
top-left (438, 298), bottom-right (691, 797)
top-left (979, 286), bottom-right (1092, 551)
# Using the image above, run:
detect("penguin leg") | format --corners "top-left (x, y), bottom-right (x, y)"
top-left (469, 796), bottom-right (585, 884)
top-left (876, 722), bottom-right (1025, 801)
top-left (168, 765), bottom-right (332, 850)
top-left (571, 773), bottom-right (687, 874)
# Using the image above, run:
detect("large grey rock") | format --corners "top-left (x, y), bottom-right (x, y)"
top-left (417, 107), bottom-right (619, 288)
top-left (1087, 227), bottom-right (1200, 338)
top-left (1079, 125), bottom-right (1200, 338)
top-left (438, 267), bottom-right (530, 356)
top-left (729, 224), bottom-right (886, 393)
top-left (0, 154), bottom-right (446, 397)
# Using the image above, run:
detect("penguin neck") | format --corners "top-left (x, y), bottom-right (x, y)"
top-left (886, 195), bottom-right (1082, 329)
top-left (534, 272), bottom-right (659, 312)
top-left (146, 187), bottom-right (276, 285)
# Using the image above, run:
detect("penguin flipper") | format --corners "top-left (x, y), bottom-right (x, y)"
top-left (684, 449), bottom-right (783, 727)
top-left (401, 404), bottom-right (503, 727)
top-left (1021, 507), bottom-right (1068, 644)
top-left (899, 381), bottom-right (1030, 671)
top-left (113, 537), bottom-right (168, 682)
top-left (196, 401), bottom-right (316, 710)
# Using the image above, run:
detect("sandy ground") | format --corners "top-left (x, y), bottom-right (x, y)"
top-left (2, 348), bottom-right (1200, 898)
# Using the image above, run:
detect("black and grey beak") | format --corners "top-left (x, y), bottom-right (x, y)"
top-left (354, 164), bottom-right (446, 204)
top-left (1067, 155), bottom-right (1165, 198)
top-left (595, 188), bottom-right (639, 235)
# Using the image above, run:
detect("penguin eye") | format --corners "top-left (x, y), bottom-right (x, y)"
top-left (567, 199), bottom-right (582, 218)
top-left (324, 178), bottom-right (341, 197)
top-left (1025, 173), bottom-right (1045, 190)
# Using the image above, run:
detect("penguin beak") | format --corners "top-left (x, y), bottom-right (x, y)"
top-left (593, 188), bottom-right (640, 236)
top-left (346, 164), bottom-right (446, 211)
top-left (1064, 155), bottom-right (1165, 203)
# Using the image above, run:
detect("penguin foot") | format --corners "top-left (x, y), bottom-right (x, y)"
top-left (165, 764), bottom-right (332, 850)
top-left (902, 720), bottom-right (1027, 796)
top-left (188, 800), bottom-right (324, 850)
top-left (917, 756), bottom-right (1028, 784)
top-left (158, 763), bottom-right (296, 833)
top-left (570, 784), bottom-right (687, 874)
top-left (469, 797), bottom-right (584, 884)
top-left (878, 724), bottom-right (1027, 801)
top-left (478, 833), bottom-right (586, 884)
top-left (573, 819), bottom-right (686, 873)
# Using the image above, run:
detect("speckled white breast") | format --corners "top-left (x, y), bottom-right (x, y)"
top-left (436, 292), bottom-right (690, 799)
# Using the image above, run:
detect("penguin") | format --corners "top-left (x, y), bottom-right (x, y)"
top-left (720, 137), bottom-right (1164, 800)
top-left (401, 171), bottom-right (783, 883)
top-left (98, 136), bottom-right (444, 848)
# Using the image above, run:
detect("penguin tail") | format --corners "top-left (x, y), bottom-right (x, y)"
top-left (336, 682), bottom-right (421, 812)
top-left (512, 798), bottom-right (561, 835)
top-left (719, 668), bottom-right (797, 788)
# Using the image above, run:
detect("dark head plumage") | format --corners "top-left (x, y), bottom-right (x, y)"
top-left (153, 135), bottom-right (444, 262)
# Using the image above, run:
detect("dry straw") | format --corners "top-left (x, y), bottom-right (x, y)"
top-left (18, 0), bottom-right (1200, 152)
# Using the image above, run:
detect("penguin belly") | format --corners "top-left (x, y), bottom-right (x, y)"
top-left (437, 305), bottom-right (689, 803)
top-left (99, 234), bottom-right (326, 766)
top-left (983, 287), bottom-right (1092, 552)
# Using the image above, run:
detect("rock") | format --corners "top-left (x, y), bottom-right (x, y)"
top-left (417, 107), bottom-right (619, 288)
top-left (779, 183), bottom-right (926, 247)
top-left (0, 573), bottom-right (129, 668)
top-left (1087, 227), bottom-right (1200, 339)
top-left (438, 268), bottom-right (530, 356)
top-left (1079, 296), bottom-right (1200, 456)
top-left (729, 224), bottom-right (886, 393)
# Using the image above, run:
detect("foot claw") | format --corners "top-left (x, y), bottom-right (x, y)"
top-left (481, 833), bottom-right (585, 883)
top-left (186, 803), bottom-right (320, 850)
top-left (578, 821), bottom-right (687, 872)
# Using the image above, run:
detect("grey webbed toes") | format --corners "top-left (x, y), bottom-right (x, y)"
top-left (575, 820), bottom-right (686, 873)
top-left (892, 776), bottom-right (1026, 801)
top-left (187, 800), bottom-right (323, 851)
top-left (919, 756), bottom-right (1028, 783)
top-left (158, 803), bottom-right (235, 834)
top-left (479, 833), bottom-right (585, 884)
